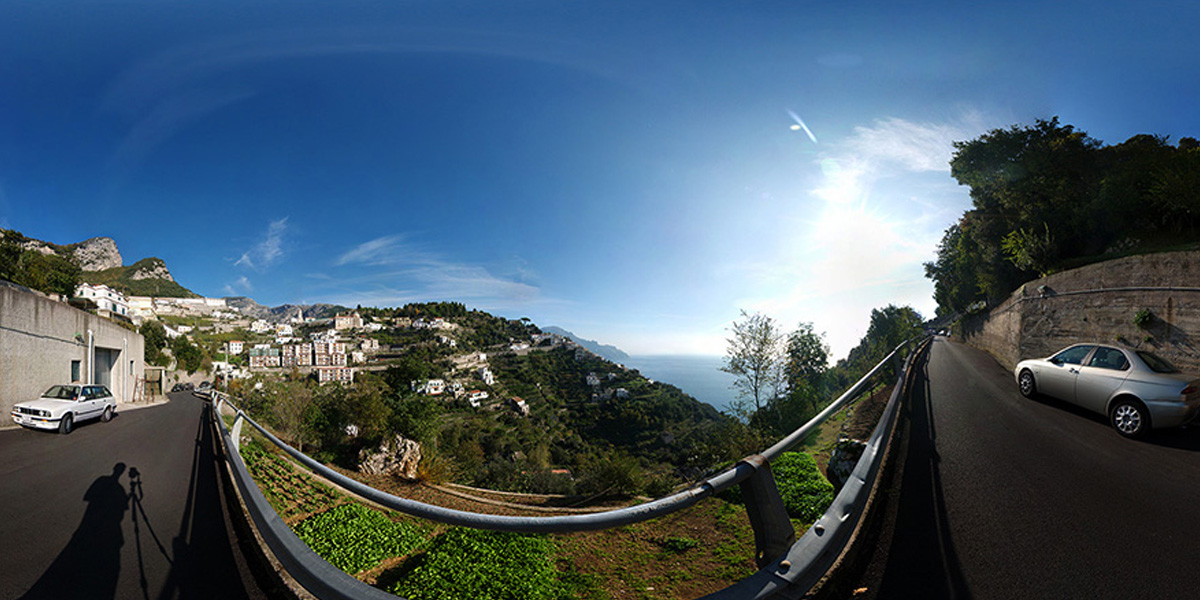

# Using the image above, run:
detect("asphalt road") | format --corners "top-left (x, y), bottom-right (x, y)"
top-left (854, 337), bottom-right (1200, 599)
top-left (0, 393), bottom-right (267, 600)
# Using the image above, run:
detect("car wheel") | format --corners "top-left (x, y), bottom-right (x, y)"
top-left (59, 413), bottom-right (74, 435)
top-left (1018, 369), bottom-right (1037, 398)
top-left (1110, 399), bottom-right (1149, 438)
top-left (101, 406), bottom-right (113, 422)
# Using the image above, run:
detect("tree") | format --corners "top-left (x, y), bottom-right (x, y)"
top-left (777, 323), bottom-right (830, 427)
top-left (721, 310), bottom-right (786, 420)
top-left (170, 335), bottom-right (203, 374)
top-left (140, 321), bottom-right (169, 367)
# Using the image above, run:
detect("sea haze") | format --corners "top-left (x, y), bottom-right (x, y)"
top-left (624, 355), bottom-right (738, 414)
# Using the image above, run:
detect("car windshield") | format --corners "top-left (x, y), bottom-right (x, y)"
top-left (1137, 351), bottom-right (1180, 373)
top-left (43, 385), bottom-right (78, 400)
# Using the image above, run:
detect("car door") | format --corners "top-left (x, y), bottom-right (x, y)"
top-left (1038, 345), bottom-right (1096, 403)
top-left (78, 386), bottom-right (102, 420)
top-left (1074, 346), bottom-right (1131, 415)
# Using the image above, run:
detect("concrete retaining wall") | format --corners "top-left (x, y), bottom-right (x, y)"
top-left (1, 280), bottom-right (146, 417)
top-left (961, 251), bottom-right (1200, 374)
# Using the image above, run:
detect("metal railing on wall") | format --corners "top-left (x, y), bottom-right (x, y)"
top-left (210, 336), bottom-right (929, 600)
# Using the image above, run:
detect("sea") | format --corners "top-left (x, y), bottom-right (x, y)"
top-left (623, 354), bottom-right (739, 415)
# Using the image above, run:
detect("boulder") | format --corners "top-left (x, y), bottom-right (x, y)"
top-left (358, 434), bottom-right (422, 480)
top-left (826, 438), bottom-right (868, 491)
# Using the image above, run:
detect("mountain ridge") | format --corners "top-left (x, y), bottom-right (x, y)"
top-left (542, 326), bottom-right (631, 363)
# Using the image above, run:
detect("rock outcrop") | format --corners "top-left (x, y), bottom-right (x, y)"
top-left (128, 258), bottom-right (175, 282)
top-left (826, 437), bottom-right (867, 491)
top-left (358, 434), bottom-right (422, 480)
top-left (71, 237), bottom-right (123, 271)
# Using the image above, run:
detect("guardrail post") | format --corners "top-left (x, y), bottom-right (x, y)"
top-left (231, 411), bottom-right (244, 453)
top-left (739, 454), bottom-right (795, 568)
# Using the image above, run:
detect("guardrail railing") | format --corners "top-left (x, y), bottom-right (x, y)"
top-left (210, 336), bottom-right (928, 600)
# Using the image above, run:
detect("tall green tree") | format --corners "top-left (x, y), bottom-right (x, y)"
top-left (721, 310), bottom-right (786, 421)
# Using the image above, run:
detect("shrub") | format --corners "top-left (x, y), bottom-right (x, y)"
top-left (391, 528), bottom-right (565, 600)
top-left (772, 452), bottom-right (834, 523)
top-left (1134, 309), bottom-right (1154, 328)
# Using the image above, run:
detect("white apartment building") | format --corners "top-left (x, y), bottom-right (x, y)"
top-left (75, 283), bottom-right (130, 317)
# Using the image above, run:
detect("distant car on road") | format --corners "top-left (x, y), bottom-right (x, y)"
top-left (194, 381), bottom-right (213, 398)
top-left (1015, 343), bottom-right (1200, 438)
top-left (11, 384), bottom-right (117, 434)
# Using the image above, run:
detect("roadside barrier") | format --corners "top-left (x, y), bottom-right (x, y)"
top-left (210, 336), bottom-right (928, 599)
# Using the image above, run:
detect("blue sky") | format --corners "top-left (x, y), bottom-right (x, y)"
top-left (3, 1), bottom-right (1199, 360)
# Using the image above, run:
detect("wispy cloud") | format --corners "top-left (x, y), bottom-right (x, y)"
top-left (335, 234), bottom-right (436, 267)
top-left (223, 276), bottom-right (253, 296)
top-left (320, 234), bottom-right (551, 311)
top-left (838, 111), bottom-right (988, 174)
top-left (235, 218), bottom-right (289, 270)
top-left (106, 88), bottom-right (256, 176)
top-left (726, 111), bottom-right (996, 359)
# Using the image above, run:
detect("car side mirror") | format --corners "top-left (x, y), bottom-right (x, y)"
top-left (1050, 358), bottom-right (1062, 366)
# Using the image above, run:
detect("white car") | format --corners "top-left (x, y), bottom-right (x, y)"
top-left (11, 384), bottom-right (117, 434)
top-left (1015, 344), bottom-right (1200, 438)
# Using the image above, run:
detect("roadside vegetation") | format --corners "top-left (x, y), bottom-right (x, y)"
top-left (925, 118), bottom-right (1200, 317)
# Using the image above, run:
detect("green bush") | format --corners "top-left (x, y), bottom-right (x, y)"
top-left (1134, 308), bottom-right (1154, 328)
top-left (391, 528), bottom-right (565, 600)
top-left (293, 503), bottom-right (425, 575)
top-left (772, 452), bottom-right (834, 523)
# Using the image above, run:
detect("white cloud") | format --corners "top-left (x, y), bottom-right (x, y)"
top-left (223, 275), bottom-right (253, 296)
top-left (838, 111), bottom-right (989, 175)
top-left (723, 112), bottom-right (995, 360)
top-left (235, 218), bottom-right (288, 270)
top-left (319, 235), bottom-right (553, 312)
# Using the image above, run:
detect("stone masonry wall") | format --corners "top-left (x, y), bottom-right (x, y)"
top-left (961, 251), bottom-right (1200, 374)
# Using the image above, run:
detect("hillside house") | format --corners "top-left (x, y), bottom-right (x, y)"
top-left (334, 312), bottom-right (363, 330)
top-left (477, 367), bottom-right (495, 385)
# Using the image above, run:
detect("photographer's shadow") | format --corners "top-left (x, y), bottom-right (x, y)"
top-left (20, 463), bottom-right (130, 600)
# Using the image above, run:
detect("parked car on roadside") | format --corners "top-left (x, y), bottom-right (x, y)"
top-left (1015, 343), bottom-right (1200, 438)
top-left (194, 380), bottom-right (213, 398)
top-left (10, 384), bottom-right (117, 434)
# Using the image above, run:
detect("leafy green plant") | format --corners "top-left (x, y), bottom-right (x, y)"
top-left (391, 528), bottom-right (566, 600)
top-left (1134, 308), bottom-right (1154, 328)
top-left (240, 439), bottom-right (343, 520)
top-left (771, 452), bottom-right (834, 523)
top-left (293, 503), bottom-right (425, 575)
top-left (658, 536), bottom-right (699, 553)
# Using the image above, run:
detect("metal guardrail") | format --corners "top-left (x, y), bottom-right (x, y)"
top-left (210, 336), bottom-right (928, 600)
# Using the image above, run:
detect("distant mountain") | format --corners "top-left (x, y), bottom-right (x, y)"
top-left (224, 296), bottom-right (347, 322)
top-left (542, 326), bottom-right (631, 363)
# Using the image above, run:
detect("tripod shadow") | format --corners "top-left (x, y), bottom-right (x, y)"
top-left (19, 463), bottom-right (130, 600)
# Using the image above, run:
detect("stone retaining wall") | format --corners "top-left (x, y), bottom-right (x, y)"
top-left (960, 251), bottom-right (1200, 374)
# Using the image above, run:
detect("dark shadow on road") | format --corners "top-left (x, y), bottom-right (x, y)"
top-left (1027, 393), bottom-right (1200, 451)
top-left (19, 463), bottom-right (130, 600)
top-left (875, 356), bottom-right (970, 599)
top-left (150, 401), bottom-right (254, 600)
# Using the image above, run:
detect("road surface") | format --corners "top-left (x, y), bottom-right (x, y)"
top-left (855, 337), bottom-right (1200, 599)
top-left (0, 393), bottom-right (268, 600)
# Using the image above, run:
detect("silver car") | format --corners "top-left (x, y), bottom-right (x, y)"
top-left (1015, 344), bottom-right (1200, 438)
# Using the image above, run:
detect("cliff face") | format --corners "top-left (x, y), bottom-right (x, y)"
top-left (71, 237), bottom-right (124, 271)
top-left (128, 257), bottom-right (175, 282)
